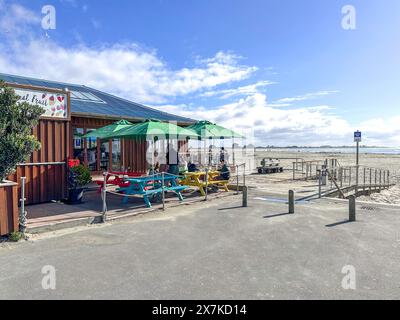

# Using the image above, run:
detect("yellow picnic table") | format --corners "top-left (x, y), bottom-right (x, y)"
top-left (180, 171), bottom-right (230, 196)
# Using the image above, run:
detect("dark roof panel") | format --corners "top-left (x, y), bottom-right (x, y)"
top-left (0, 73), bottom-right (195, 123)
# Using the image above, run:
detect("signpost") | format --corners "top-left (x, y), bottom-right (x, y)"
top-left (354, 131), bottom-right (361, 195)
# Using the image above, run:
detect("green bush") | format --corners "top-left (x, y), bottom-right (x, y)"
top-left (0, 81), bottom-right (44, 182)
top-left (9, 231), bottom-right (25, 242)
top-left (68, 165), bottom-right (92, 189)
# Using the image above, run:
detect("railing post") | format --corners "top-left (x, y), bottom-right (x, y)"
top-left (19, 177), bottom-right (27, 233)
top-left (363, 167), bottom-right (366, 192)
top-left (243, 163), bottom-right (246, 186)
top-left (162, 172), bottom-right (165, 211)
top-left (289, 190), bottom-right (295, 214)
top-left (205, 167), bottom-right (209, 201)
top-left (340, 167), bottom-right (343, 188)
top-left (293, 162), bottom-right (296, 180)
top-left (349, 168), bottom-right (352, 187)
top-left (318, 170), bottom-right (322, 198)
top-left (369, 168), bottom-right (372, 194)
top-left (236, 164), bottom-right (239, 195)
top-left (102, 171), bottom-right (108, 222)
top-left (349, 195), bottom-right (356, 222)
top-left (383, 170), bottom-right (386, 188)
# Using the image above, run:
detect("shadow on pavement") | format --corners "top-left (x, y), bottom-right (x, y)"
top-left (263, 212), bottom-right (292, 219)
top-left (326, 220), bottom-right (354, 227)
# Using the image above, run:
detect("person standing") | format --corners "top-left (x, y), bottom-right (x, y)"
top-left (167, 144), bottom-right (180, 176)
top-left (219, 147), bottom-right (229, 164)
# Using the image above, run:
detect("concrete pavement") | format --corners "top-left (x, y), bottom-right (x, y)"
top-left (1, 189), bottom-right (399, 299)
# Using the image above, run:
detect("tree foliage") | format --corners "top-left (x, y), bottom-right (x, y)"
top-left (0, 81), bottom-right (44, 182)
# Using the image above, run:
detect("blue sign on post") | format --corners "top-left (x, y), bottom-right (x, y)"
top-left (354, 131), bottom-right (362, 142)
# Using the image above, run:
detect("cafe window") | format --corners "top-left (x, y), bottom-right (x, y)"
top-left (73, 128), bottom-right (84, 164)
top-left (100, 141), bottom-right (110, 171)
top-left (112, 139), bottom-right (121, 171)
top-left (86, 129), bottom-right (98, 171)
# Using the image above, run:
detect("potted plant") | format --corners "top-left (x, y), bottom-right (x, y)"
top-left (67, 164), bottom-right (92, 204)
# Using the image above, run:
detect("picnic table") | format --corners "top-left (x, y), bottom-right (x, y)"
top-left (94, 171), bottom-right (144, 193)
top-left (180, 171), bottom-right (230, 196)
top-left (117, 174), bottom-right (187, 208)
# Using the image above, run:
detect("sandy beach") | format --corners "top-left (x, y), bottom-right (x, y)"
top-left (249, 149), bottom-right (400, 204)
top-left (255, 149), bottom-right (400, 172)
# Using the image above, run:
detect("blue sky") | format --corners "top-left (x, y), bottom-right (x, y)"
top-left (1, 0), bottom-right (400, 146)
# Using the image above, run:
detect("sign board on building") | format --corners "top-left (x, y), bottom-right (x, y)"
top-left (354, 131), bottom-right (362, 142)
top-left (14, 88), bottom-right (68, 119)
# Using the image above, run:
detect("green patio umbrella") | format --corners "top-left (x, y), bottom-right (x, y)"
top-left (83, 119), bottom-right (134, 139)
top-left (102, 119), bottom-right (199, 174)
top-left (186, 120), bottom-right (243, 166)
top-left (103, 119), bottom-right (199, 140)
top-left (186, 120), bottom-right (243, 139)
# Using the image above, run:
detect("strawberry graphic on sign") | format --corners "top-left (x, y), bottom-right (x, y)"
top-left (49, 95), bottom-right (55, 106)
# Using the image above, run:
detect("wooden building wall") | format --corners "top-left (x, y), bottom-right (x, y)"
top-left (8, 119), bottom-right (70, 205)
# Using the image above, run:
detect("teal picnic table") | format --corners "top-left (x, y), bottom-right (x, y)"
top-left (117, 174), bottom-right (187, 208)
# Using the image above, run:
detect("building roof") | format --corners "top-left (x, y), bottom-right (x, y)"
top-left (0, 73), bottom-right (195, 124)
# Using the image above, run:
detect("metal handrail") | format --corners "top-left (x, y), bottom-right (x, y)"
top-left (18, 161), bottom-right (66, 166)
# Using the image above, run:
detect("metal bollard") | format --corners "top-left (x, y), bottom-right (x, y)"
top-left (289, 190), bottom-right (295, 214)
top-left (242, 186), bottom-right (248, 207)
top-left (349, 195), bottom-right (356, 222)
top-left (19, 177), bottom-right (27, 233)
top-left (102, 171), bottom-right (108, 222)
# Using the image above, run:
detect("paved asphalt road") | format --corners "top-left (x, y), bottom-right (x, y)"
top-left (1, 189), bottom-right (400, 299)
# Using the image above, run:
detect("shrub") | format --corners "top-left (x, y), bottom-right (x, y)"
top-left (68, 164), bottom-right (92, 189)
top-left (0, 81), bottom-right (44, 182)
top-left (9, 231), bottom-right (25, 242)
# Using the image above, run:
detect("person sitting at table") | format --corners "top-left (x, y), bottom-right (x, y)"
top-left (188, 161), bottom-right (199, 172)
top-left (148, 161), bottom-right (160, 176)
top-left (216, 159), bottom-right (230, 180)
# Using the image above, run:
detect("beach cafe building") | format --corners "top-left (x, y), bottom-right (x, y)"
top-left (0, 73), bottom-right (195, 206)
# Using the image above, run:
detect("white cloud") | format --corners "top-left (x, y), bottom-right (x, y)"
top-left (0, 39), bottom-right (256, 103)
top-left (154, 93), bottom-right (354, 146)
top-left (200, 80), bottom-right (275, 99)
top-left (0, 2), bottom-right (40, 35)
top-left (359, 117), bottom-right (400, 146)
top-left (275, 90), bottom-right (339, 104)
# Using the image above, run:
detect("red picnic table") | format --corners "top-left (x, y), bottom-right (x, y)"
top-left (94, 171), bottom-right (144, 192)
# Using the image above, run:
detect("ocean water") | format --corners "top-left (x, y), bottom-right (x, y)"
top-left (257, 147), bottom-right (400, 155)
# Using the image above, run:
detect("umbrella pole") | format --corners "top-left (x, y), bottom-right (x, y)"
top-left (232, 137), bottom-right (234, 166)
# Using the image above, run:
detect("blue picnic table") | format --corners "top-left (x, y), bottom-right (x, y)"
top-left (117, 174), bottom-right (187, 208)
